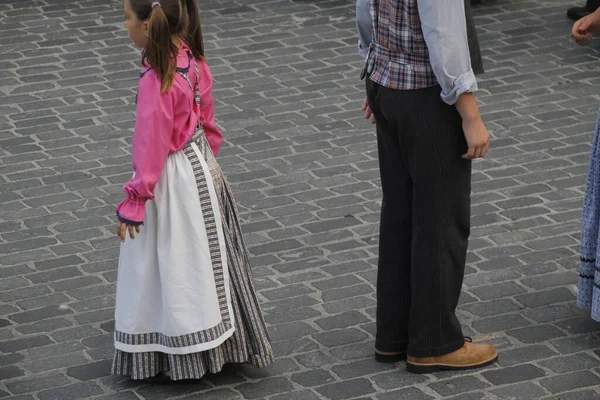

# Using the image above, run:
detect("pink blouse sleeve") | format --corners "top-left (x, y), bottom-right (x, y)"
top-left (199, 63), bottom-right (223, 156)
top-left (116, 70), bottom-right (174, 225)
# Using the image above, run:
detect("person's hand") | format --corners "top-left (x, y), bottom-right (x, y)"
top-left (117, 221), bottom-right (140, 242)
top-left (572, 11), bottom-right (600, 45)
top-left (362, 97), bottom-right (376, 124)
top-left (462, 117), bottom-right (490, 159)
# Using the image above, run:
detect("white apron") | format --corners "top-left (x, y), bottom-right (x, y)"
top-left (114, 139), bottom-right (235, 355)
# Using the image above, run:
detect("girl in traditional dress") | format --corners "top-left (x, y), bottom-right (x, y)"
top-left (112, 0), bottom-right (274, 382)
top-left (572, 9), bottom-right (600, 322)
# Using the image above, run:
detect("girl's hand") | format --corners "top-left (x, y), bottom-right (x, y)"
top-left (117, 221), bottom-right (140, 242)
top-left (362, 97), bottom-right (376, 124)
top-left (572, 11), bottom-right (600, 45)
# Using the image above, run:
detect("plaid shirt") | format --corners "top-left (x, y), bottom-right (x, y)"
top-left (362, 0), bottom-right (480, 105)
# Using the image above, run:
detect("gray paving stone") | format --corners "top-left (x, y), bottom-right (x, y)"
top-left (71, 296), bottom-right (115, 312)
top-left (321, 283), bottom-right (373, 302)
top-left (376, 388), bottom-right (435, 400)
top-left (82, 334), bottom-right (113, 349)
top-left (37, 381), bottom-right (105, 400)
top-left (6, 373), bottom-right (71, 395)
top-left (272, 337), bottom-right (320, 357)
top-left (27, 341), bottom-right (86, 360)
top-left (0, 277), bottom-right (30, 293)
top-left (91, 393), bottom-right (141, 400)
top-left (239, 358), bottom-right (300, 380)
top-left (463, 268), bottom-right (522, 287)
top-left (23, 353), bottom-right (89, 374)
top-left (269, 321), bottom-right (317, 342)
top-left (0, 265), bottom-right (34, 279)
top-left (0, 365), bottom-right (25, 380)
top-left (14, 317), bottom-right (72, 335)
top-left (18, 296), bottom-right (70, 318)
top-left (235, 377), bottom-right (294, 399)
top-left (540, 371), bottom-right (600, 394)
top-left (445, 392), bottom-right (494, 400)
top-left (315, 310), bottom-right (370, 331)
top-left (26, 267), bottom-right (83, 284)
top-left (520, 272), bottom-right (577, 290)
top-left (508, 324), bottom-right (568, 344)
top-left (481, 364), bottom-right (546, 385)
top-left (490, 382), bottom-right (547, 400)
top-left (523, 304), bottom-right (579, 323)
top-left (264, 307), bottom-right (321, 326)
top-left (461, 299), bottom-right (522, 318)
top-left (316, 378), bottom-right (375, 400)
top-left (313, 328), bottom-right (369, 348)
top-left (86, 346), bottom-right (115, 361)
top-left (556, 317), bottom-right (600, 334)
top-left (135, 382), bottom-right (212, 400)
top-left (0, 285), bottom-right (52, 305)
top-left (541, 389), bottom-right (600, 400)
top-left (472, 314), bottom-right (531, 334)
top-left (332, 359), bottom-right (395, 380)
top-left (271, 390), bottom-right (320, 400)
top-left (470, 281), bottom-right (528, 301)
top-left (311, 274), bottom-right (363, 291)
top-left (291, 369), bottom-right (336, 387)
top-left (322, 295), bottom-right (377, 315)
top-left (370, 370), bottom-right (428, 391)
top-left (538, 353), bottom-right (600, 374)
top-left (429, 376), bottom-right (490, 397)
top-left (0, 335), bottom-right (53, 353)
top-left (497, 345), bottom-right (558, 367)
top-left (261, 283), bottom-right (314, 301)
top-left (50, 276), bottom-right (104, 292)
top-left (52, 325), bottom-right (103, 343)
top-left (64, 359), bottom-right (112, 381)
top-left (552, 334), bottom-right (600, 354)
top-left (0, 353), bottom-right (25, 368)
top-left (515, 287), bottom-right (576, 308)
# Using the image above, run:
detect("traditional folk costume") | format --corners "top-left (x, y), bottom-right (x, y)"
top-left (112, 44), bottom-right (274, 380)
top-left (579, 113), bottom-right (600, 322)
top-left (362, 0), bottom-right (484, 358)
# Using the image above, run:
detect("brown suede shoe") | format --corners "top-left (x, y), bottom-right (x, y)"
top-left (406, 340), bottom-right (498, 374)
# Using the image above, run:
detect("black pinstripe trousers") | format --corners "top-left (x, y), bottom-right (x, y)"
top-left (366, 78), bottom-right (472, 358)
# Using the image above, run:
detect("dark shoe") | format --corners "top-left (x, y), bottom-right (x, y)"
top-left (567, 6), bottom-right (591, 21)
top-left (144, 372), bottom-right (173, 384)
top-left (374, 350), bottom-right (407, 363)
top-left (406, 339), bottom-right (498, 374)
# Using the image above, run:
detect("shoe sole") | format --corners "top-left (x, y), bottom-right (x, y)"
top-left (374, 352), bottom-right (407, 363)
top-left (406, 354), bottom-right (498, 374)
top-left (143, 376), bottom-right (173, 385)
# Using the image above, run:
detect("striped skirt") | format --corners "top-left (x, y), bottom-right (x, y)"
top-left (112, 128), bottom-right (274, 380)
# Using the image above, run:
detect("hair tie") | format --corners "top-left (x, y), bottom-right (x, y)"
top-left (151, 1), bottom-right (161, 8)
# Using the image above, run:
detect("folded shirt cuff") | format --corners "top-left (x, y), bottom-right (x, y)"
top-left (358, 42), bottom-right (369, 59)
top-left (440, 69), bottom-right (478, 105)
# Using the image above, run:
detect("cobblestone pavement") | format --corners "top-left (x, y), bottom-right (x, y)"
top-left (1, 0), bottom-right (600, 399)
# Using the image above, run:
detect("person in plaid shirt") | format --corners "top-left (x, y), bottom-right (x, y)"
top-left (359, 0), bottom-right (497, 373)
